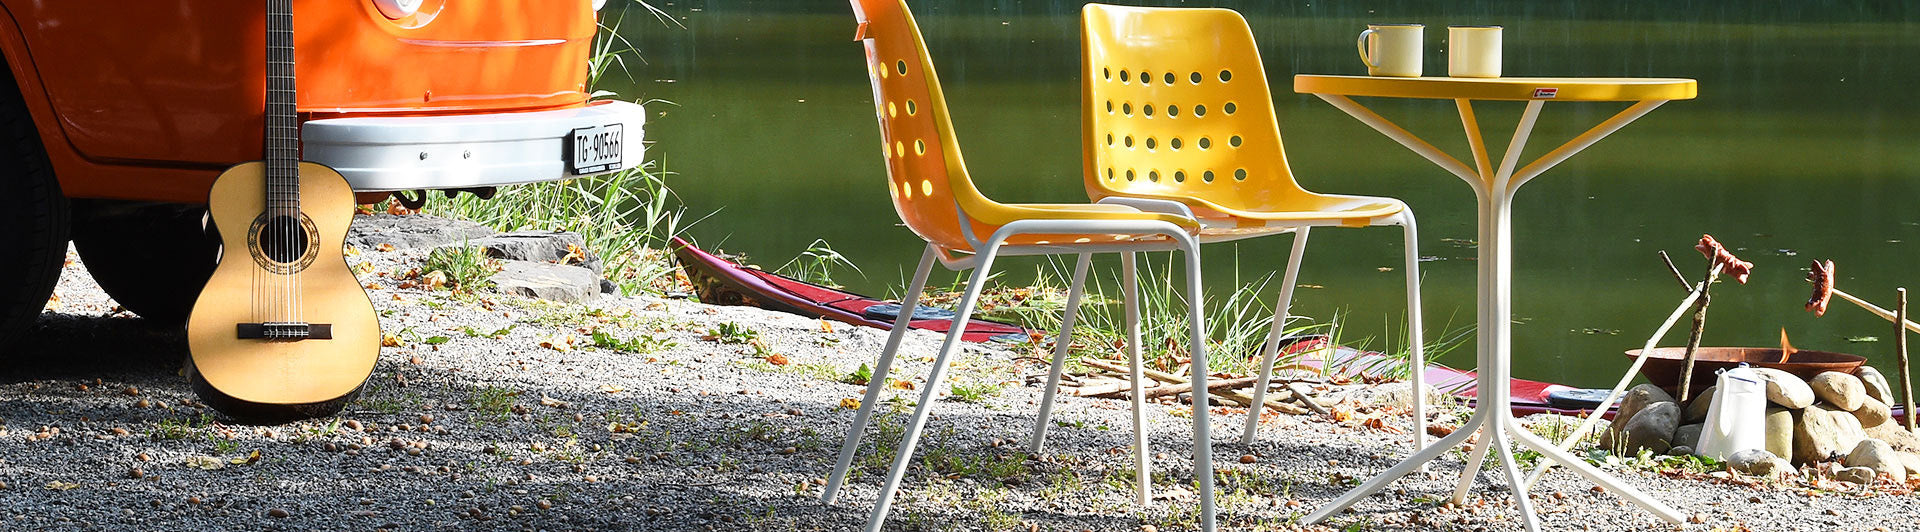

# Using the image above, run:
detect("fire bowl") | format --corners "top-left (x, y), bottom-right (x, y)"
top-left (1623, 347), bottom-right (1866, 393)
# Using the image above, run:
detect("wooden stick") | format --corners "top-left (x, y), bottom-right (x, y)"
top-left (1082, 359), bottom-right (1307, 414)
top-left (1676, 266), bottom-right (1720, 402)
top-left (1090, 376), bottom-right (1259, 400)
top-left (1657, 250), bottom-right (1691, 292)
top-left (1899, 288), bottom-right (1913, 432)
top-left (1825, 285), bottom-right (1920, 335)
top-left (1286, 382), bottom-right (1333, 416)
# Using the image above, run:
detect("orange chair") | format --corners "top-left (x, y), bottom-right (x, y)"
top-left (823, 1), bottom-right (1220, 530)
top-left (1079, 3), bottom-right (1428, 451)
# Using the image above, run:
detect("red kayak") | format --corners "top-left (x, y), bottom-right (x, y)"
top-left (670, 237), bottom-right (1032, 343)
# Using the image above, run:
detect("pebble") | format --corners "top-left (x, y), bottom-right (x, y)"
top-left (345, 420), bottom-right (364, 431)
top-left (122, 387), bottom-right (139, 396)
top-left (1239, 454), bottom-right (1257, 464)
top-left (537, 499), bottom-right (553, 510)
top-left (127, 468), bottom-right (143, 479)
top-left (267, 508), bottom-right (289, 518)
top-left (418, 414), bottom-right (435, 424)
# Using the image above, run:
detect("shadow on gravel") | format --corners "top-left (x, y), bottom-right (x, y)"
top-left (7, 313), bottom-right (184, 382)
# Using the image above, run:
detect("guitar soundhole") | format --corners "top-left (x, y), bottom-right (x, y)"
top-left (247, 212), bottom-right (321, 274)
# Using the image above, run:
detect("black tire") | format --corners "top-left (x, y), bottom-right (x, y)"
top-left (187, 361), bottom-right (360, 424)
top-left (69, 200), bottom-right (220, 327)
top-left (0, 66), bottom-right (69, 348)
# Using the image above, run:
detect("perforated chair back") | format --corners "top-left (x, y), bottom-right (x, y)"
top-left (1082, 4), bottom-right (1323, 215)
top-left (850, 0), bottom-right (994, 251)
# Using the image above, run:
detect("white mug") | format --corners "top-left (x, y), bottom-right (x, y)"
top-left (1357, 24), bottom-right (1423, 77)
top-left (1448, 25), bottom-right (1502, 78)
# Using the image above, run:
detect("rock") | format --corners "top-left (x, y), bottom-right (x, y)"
top-left (1604, 384), bottom-right (1675, 449)
top-left (1751, 368), bottom-right (1814, 409)
top-left (1764, 407), bottom-right (1795, 460)
top-left (1858, 366), bottom-right (1896, 406)
top-left (1863, 419), bottom-right (1920, 452)
top-left (347, 214), bottom-right (494, 250)
top-left (1853, 396), bottom-right (1893, 428)
top-left (1810, 371), bottom-right (1867, 411)
top-left (1684, 387), bottom-right (1716, 423)
top-left (1727, 449), bottom-right (1785, 476)
top-left (1844, 438), bottom-right (1906, 483)
top-left (1667, 446), bottom-right (1694, 457)
top-left (1834, 466), bottom-right (1876, 485)
top-left (1618, 402), bottom-right (1681, 455)
top-left (464, 230), bottom-right (603, 276)
top-left (1900, 452), bottom-right (1920, 478)
top-left (1674, 423), bottom-right (1704, 451)
top-left (489, 261), bottom-right (599, 302)
top-left (1794, 403), bottom-right (1867, 464)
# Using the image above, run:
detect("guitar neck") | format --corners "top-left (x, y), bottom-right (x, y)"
top-left (266, 0), bottom-right (299, 214)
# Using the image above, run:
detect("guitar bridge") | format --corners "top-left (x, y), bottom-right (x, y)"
top-left (236, 322), bottom-right (333, 340)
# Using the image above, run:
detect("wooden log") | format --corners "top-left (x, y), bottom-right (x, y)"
top-left (1082, 359), bottom-right (1307, 415)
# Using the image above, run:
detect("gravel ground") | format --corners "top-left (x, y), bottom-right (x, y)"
top-left (8, 243), bottom-right (1916, 531)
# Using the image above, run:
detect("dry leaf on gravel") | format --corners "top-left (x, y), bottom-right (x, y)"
top-left (45, 481), bottom-right (79, 491)
top-left (890, 380), bottom-right (915, 391)
top-left (839, 398), bottom-right (861, 410)
top-left (229, 450), bottom-right (262, 465)
top-left (381, 334), bottom-right (403, 348)
top-left (538, 336), bottom-right (576, 352)
top-left (422, 271), bottom-right (448, 290)
top-left (185, 456), bottom-right (225, 470)
top-left (766, 353), bottom-right (790, 366)
top-left (375, 243), bottom-right (397, 252)
top-left (608, 422), bottom-right (641, 434)
top-left (818, 320), bottom-right (835, 333)
top-left (539, 395), bottom-right (570, 409)
top-left (599, 384), bottom-right (624, 394)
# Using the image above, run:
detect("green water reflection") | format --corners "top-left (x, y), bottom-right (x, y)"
top-left (610, 1), bottom-right (1920, 388)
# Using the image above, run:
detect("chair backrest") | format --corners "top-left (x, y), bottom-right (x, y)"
top-left (850, 0), bottom-right (993, 250)
top-left (1081, 4), bottom-right (1318, 214)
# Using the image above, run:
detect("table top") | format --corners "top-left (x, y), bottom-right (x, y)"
top-left (1295, 75), bottom-right (1696, 102)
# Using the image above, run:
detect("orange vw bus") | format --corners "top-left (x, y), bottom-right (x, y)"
top-left (0, 0), bottom-right (644, 344)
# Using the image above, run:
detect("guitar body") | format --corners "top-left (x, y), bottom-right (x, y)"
top-left (186, 161), bottom-right (379, 419)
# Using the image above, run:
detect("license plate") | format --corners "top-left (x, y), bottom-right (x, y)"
top-left (567, 123), bottom-right (624, 175)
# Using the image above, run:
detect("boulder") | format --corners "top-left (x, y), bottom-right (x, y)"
top-left (1858, 366), bottom-right (1897, 406)
top-left (1901, 452), bottom-right (1920, 478)
top-left (1751, 367), bottom-right (1814, 409)
top-left (1794, 403), bottom-right (1867, 464)
top-left (1834, 465), bottom-right (1876, 485)
top-left (1764, 407), bottom-right (1795, 460)
top-left (1618, 402), bottom-right (1681, 456)
top-left (1674, 423), bottom-right (1704, 451)
top-left (1684, 387), bottom-right (1716, 423)
top-left (346, 213), bottom-right (495, 250)
top-left (466, 230), bottom-right (604, 276)
top-left (489, 261), bottom-right (600, 302)
top-left (1727, 448), bottom-right (1786, 476)
top-left (1810, 371), bottom-right (1867, 411)
top-left (1844, 438), bottom-right (1906, 483)
top-left (1863, 419), bottom-right (1920, 453)
top-left (1667, 446), bottom-right (1694, 457)
top-left (1605, 384), bottom-right (1676, 448)
top-left (1853, 396), bottom-right (1893, 428)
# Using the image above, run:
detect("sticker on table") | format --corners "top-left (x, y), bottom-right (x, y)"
top-left (1532, 88), bottom-right (1559, 99)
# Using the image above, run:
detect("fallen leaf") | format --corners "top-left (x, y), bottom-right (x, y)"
top-left (44, 481), bottom-right (80, 491)
top-left (375, 243), bottom-right (397, 252)
top-left (344, 246), bottom-right (363, 257)
top-left (230, 449), bottom-right (262, 465)
top-left (818, 320), bottom-right (836, 333)
top-left (362, 282), bottom-right (383, 290)
top-left (608, 422), bottom-right (640, 434)
top-left (385, 202), bottom-right (412, 216)
top-left (890, 379), bottom-right (916, 391)
top-left (839, 397), bottom-right (862, 410)
top-left (184, 456), bottom-right (225, 470)
top-left (560, 244), bottom-right (587, 265)
top-left (381, 334), bottom-right (403, 348)
top-left (422, 271), bottom-right (449, 290)
top-left (599, 384), bottom-right (625, 394)
top-left (355, 204), bottom-right (376, 215)
top-left (766, 353), bottom-right (790, 366)
top-left (539, 395), bottom-right (570, 408)
top-left (538, 336), bottom-right (575, 352)
top-left (354, 262), bottom-right (376, 275)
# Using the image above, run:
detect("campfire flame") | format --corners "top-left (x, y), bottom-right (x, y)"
top-left (1779, 328), bottom-right (1798, 363)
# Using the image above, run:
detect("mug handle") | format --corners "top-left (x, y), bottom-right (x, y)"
top-left (1356, 28), bottom-right (1376, 68)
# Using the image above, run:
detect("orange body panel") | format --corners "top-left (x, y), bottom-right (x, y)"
top-left (0, 0), bottom-right (594, 203)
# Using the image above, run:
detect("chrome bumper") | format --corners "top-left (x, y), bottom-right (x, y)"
top-left (301, 100), bottom-right (646, 192)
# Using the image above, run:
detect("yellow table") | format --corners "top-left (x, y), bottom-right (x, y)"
top-left (1294, 75), bottom-right (1697, 531)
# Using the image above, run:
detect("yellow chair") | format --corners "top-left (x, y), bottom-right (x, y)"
top-left (1079, 3), bottom-right (1428, 451)
top-left (823, 1), bottom-right (1220, 530)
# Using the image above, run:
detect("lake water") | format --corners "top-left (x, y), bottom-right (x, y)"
top-left (610, 1), bottom-right (1920, 388)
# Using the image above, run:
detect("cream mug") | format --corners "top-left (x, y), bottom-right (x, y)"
top-left (1356, 23), bottom-right (1423, 77)
top-left (1448, 25), bottom-right (1502, 78)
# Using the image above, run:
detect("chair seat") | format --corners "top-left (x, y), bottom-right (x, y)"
top-left (1191, 193), bottom-right (1407, 224)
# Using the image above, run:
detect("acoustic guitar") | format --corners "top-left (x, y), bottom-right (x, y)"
top-left (186, 0), bottom-right (379, 421)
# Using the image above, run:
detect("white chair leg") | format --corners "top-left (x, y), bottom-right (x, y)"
top-left (823, 245), bottom-right (940, 504)
top-left (1451, 430), bottom-right (1488, 504)
top-left (1031, 253), bottom-right (1094, 453)
top-left (1178, 241), bottom-right (1217, 532)
top-left (1241, 227), bottom-right (1310, 444)
top-left (1122, 251), bottom-right (1151, 505)
top-left (1401, 215), bottom-right (1429, 456)
top-left (863, 244), bottom-right (1003, 532)
top-left (1491, 429), bottom-right (1543, 532)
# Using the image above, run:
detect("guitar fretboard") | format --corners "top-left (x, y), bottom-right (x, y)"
top-left (266, 0), bottom-right (299, 215)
